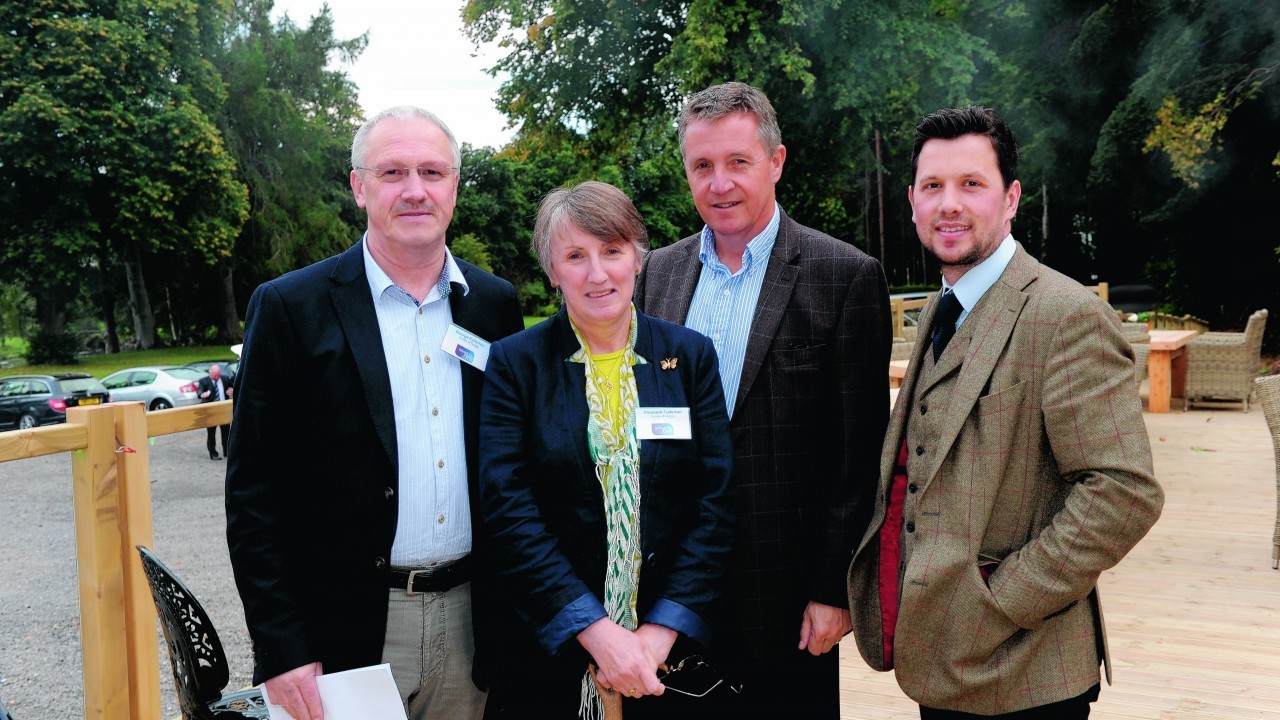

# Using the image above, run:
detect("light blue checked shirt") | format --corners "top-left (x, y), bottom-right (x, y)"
top-left (685, 204), bottom-right (781, 419)
top-left (363, 238), bottom-right (471, 567)
top-left (944, 234), bottom-right (1015, 328)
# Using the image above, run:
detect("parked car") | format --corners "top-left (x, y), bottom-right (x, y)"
top-left (100, 366), bottom-right (205, 411)
top-left (0, 373), bottom-right (110, 430)
top-left (185, 358), bottom-right (239, 378)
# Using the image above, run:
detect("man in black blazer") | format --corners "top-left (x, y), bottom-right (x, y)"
top-left (197, 363), bottom-right (232, 460)
top-left (226, 107), bottom-right (523, 720)
top-left (635, 82), bottom-right (891, 717)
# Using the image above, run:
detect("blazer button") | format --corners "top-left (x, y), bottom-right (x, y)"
top-left (915, 445), bottom-right (925, 456)
top-left (385, 487), bottom-right (394, 499)
top-left (920, 404), bottom-right (928, 414)
top-left (905, 522), bottom-right (916, 533)
top-left (908, 483), bottom-right (918, 494)
top-left (374, 556), bottom-right (387, 569)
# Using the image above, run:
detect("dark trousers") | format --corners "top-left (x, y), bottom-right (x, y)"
top-left (207, 424), bottom-right (229, 457)
top-left (920, 684), bottom-right (1101, 719)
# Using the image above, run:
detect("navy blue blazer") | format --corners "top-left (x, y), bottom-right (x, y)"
top-left (478, 308), bottom-right (734, 665)
top-left (226, 239), bottom-right (523, 685)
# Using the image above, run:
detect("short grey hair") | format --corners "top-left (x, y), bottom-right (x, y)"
top-left (350, 106), bottom-right (462, 173)
top-left (677, 82), bottom-right (782, 158)
top-left (532, 181), bottom-right (649, 277)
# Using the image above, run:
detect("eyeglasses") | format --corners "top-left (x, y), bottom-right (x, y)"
top-left (656, 655), bottom-right (743, 698)
top-left (355, 165), bottom-right (457, 183)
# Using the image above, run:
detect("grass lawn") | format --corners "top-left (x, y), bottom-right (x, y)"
top-left (0, 345), bottom-right (239, 380)
top-left (1, 321), bottom-right (554, 380)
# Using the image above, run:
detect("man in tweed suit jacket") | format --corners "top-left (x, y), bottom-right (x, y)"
top-left (636, 82), bottom-right (890, 717)
top-left (847, 106), bottom-right (1163, 717)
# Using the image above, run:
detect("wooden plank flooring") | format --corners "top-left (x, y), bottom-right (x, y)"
top-left (840, 403), bottom-right (1280, 719)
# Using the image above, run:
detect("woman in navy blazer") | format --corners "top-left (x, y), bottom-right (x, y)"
top-left (478, 182), bottom-right (734, 718)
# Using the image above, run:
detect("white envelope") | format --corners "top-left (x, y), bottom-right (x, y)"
top-left (264, 663), bottom-right (407, 720)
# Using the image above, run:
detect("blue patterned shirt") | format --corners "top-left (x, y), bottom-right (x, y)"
top-left (684, 204), bottom-right (781, 419)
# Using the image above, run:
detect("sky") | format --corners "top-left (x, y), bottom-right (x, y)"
top-left (270, 0), bottom-right (516, 149)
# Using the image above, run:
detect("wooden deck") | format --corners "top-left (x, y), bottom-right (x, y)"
top-left (840, 402), bottom-right (1280, 719)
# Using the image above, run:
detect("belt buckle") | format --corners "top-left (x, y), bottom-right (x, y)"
top-left (405, 568), bottom-right (430, 596)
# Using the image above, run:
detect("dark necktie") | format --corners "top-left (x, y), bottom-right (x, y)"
top-left (931, 290), bottom-right (963, 362)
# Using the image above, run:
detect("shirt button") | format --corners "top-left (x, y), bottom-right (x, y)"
top-left (423, 354), bottom-right (431, 364)
top-left (915, 445), bottom-right (925, 456)
top-left (437, 514), bottom-right (446, 524)
top-left (906, 522), bottom-right (916, 533)
top-left (432, 407), bottom-right (439, 416)
top-left (723, 289), bottom-right (731, 297)
top-left (908, 483), bottom-right (918, 494)
top-left (713, 333), bottom-right (722, 341)
top-left (437, 459), bottom-right (445, 468)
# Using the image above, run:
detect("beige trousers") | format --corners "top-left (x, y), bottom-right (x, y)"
top-left (381, 581), bottom-right (486, 720)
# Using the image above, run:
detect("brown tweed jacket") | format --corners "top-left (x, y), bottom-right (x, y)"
top-left (637, 209), bottom-right (891, 658)
top-left (847, 244), bottom-right (1163, 713)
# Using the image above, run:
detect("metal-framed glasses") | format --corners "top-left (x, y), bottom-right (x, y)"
top-left (356, 164), bottom-right (457, 183)
top-left (656, 655), bottom-right (743, 698)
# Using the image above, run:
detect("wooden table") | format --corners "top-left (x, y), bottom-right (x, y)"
top-left (888, 359), bottom-right (909, 388)
top-left (1147, 329), bottom-right (1199, 413)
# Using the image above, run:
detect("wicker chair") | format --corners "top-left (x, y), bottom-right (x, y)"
top-left (1256, 376), bottom-right (1280, 569)
top-left (1120, 322), bottom-right (1150, 345)
top-left (891, 337), bottom-right (915, 361)
top-left (1185, 309), bottom-right (1268, 411)
top-left (1132, 344), bottom-right (1150, 391)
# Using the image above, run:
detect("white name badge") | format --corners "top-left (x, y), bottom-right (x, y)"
top-left (441, 323), bottom-right (492, 371)
top-left (636, 407), bottom-right (692, 440)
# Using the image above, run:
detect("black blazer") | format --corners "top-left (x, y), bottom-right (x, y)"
top-left (196, 374), bottom-right (230, 404)
top-left (225, 239), bottom-right (523, 685)
top-left (477, 309), bottom-right (734, 686)
top-left (636, 209), bottom-right (891, 658)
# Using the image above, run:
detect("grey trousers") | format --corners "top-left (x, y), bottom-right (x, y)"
top-left (381, 581), bottom-right (487, 720)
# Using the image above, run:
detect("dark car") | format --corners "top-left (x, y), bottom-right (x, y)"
top-left (0, 373), bottom-right (110, 430)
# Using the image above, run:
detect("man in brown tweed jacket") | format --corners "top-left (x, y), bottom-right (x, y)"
top-left (637, 82), bottom-right (891, 718)
top-left (847, 106), bottom-right (1163, 718)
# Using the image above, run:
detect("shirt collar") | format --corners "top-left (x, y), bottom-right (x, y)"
top-left (362, 234), bottom-right (469, 304)
top-left (943, 234), bottom-right (1015, 313)
top-left (697, 203), bottom-right (781, 274)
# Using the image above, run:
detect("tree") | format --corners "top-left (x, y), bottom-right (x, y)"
top-left (0, 0), bottom-right (249, 349)
top-left (211, 0), bottom-right (367, 342)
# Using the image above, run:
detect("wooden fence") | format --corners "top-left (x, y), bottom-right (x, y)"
top-left (0, 400), bottom-right (231, 720)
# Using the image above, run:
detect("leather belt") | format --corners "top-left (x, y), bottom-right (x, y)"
top-left (387, 555), bottom-right (473, 595)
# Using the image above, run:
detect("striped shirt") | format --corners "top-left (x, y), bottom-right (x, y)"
top-left (363, 239), bottom-right (472, 566)
top-left (684, 204), bottom-right (781, 419)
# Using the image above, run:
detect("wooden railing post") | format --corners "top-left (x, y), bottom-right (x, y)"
top-left (68, 402), bottom-right (160, 720)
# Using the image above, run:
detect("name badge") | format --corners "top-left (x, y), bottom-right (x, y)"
top-left (636, 407), bottom-right (692, 440)
top-left (441, 323), bottom-right (492, 371)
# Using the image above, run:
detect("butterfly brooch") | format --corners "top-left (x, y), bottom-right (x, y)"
top-left (660, 357), bottom-right (678, 370)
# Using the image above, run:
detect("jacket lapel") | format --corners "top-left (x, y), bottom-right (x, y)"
top-left (917, 247), bottom-right (1037, 489)
top-left (736, 210), bottom-right (800, 412)
top-left (659, 238), bottom-right (703, 324)
top-left (328, 240), bottom-right (398, 473)
top-left (550, 310), bottom-right (597, 485)
top-left (633, 313), bottom-right (672, 484)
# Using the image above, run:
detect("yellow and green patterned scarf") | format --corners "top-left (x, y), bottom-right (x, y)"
top-left (569, 307), bottom-right (646, 719)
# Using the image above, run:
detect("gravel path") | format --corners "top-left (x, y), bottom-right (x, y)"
top-left (0, 428), bottom-right (252, 719)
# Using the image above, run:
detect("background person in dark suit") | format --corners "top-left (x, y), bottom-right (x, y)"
top-left (479, 181), bottom-right (734, 718)
top-left (226, 106), bottom-right (523, 720)
top-left (197, 363), bottom-right (231, 460)
top-left (635, 82), bottom-right (891, 718)
top-left (846, 106), bottom-right (1163, 718)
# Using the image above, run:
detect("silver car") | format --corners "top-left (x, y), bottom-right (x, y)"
top-left (101, 366), bottom-right (205, 411)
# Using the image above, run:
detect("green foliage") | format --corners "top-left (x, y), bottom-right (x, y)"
top-left (26, 330), bottom-right (81, 365)
top-left (450, 233), bottom-right (495, 273)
